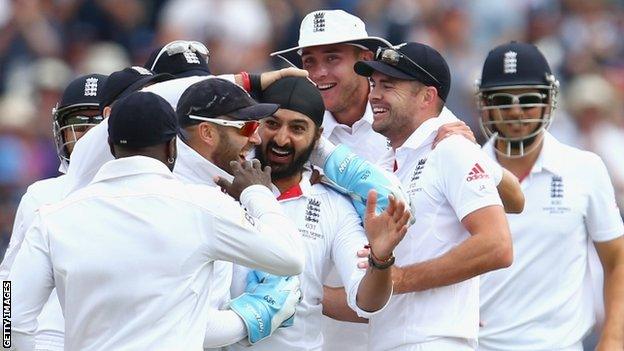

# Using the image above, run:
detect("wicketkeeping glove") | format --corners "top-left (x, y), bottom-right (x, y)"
top-left (310, 137), bottom-right (415, 224)
top-left (228, 271), bottom-right (302, 344)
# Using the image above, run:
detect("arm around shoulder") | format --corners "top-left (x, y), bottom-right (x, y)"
top-left (497, 168), bottom-right (525, 214)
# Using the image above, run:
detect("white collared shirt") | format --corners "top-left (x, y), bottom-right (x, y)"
top-left (369, 109), bottom-right (503, 350)
top-left (478, 132), bottom-right (624, 351)
top-left (227, 173), bottom-right (387, 351)
top-left (10, 156), bottom-right (304, 351)
top-left (321, 103), bottom-right (390, 163)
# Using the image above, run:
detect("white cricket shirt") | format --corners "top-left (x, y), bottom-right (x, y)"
top-left (478, 132), bottom-right (624, 351)
top-left (368, 110), bottom-right (503, 350)
top-left (10, 156), bottom-right (304, 351)
top-left (227, 173), bottom-right (387, 351)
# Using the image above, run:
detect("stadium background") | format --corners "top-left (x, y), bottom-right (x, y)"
top-left (0, 0), bottom-right (623, 259)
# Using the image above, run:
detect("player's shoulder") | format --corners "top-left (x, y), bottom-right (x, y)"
top-left (310, 182), bottom-right (355, 209)
top-left (433, 134), bottom-right (481, 156)
top-left (24, 174), bottom-right (68, 206)
top-left (550, 137), bottom-right (605, 172)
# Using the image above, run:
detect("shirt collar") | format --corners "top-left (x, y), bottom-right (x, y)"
top-left (273, 171), bottom-right (314, 202)
top-left (321, 103), bottom-right (374, 138)
top-left (173, 137), bottom-right (233, 186)
top-left (91, 156), bottom-right (174, 184)
top-left (400, 107), bottom-right (459, 151)
top-left (483, 131), bottom-right (563, 176)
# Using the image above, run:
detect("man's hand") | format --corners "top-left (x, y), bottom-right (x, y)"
top-left (432, 121), bottom-right (475, 149)
top-left (215, 159), bottom-right (272, 200)
top-left (261, 67), bottom-right (309, 90)
top-left (228, 271), bottom-right (302, 344)
top-left (364, 190), bottom-right (410, 260)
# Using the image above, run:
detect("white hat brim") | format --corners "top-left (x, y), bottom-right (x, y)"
top-left (271, 37), bottom-right (392, 68)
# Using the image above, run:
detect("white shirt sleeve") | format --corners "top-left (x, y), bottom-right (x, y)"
top-left (434, 136), bottom-right (503, 220)
top-left (585, 153), bottom-right (624, 242)
top-left (0, 191), bottom-right (38, 280)
top-left (195, 185), bottom-right (305, 276)
top-left (8, 214), bottom-right (55, 351)
top-left (203, 309), bottom-right (246, 349)
top-left (331, 200), bottom-right (388, 318)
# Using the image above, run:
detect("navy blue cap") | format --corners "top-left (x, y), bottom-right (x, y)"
top-left (479, 41), bottom-right (552, 90)
top-left (108, 91), bottom-right (179, 148)
top-left (144, 41), bottom-right (211, 78)
top-left (259, 77), bottom-right (325, 126)
top-left (354, 42), bottom-right (451, 101)
top-left (99, 66), bottom-right (174, 112)
top-left (53, 74), bottom-right (107, 122)
top-left (176, 78), bottom-right (280, 127)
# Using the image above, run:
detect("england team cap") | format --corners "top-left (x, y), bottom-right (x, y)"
top-left (99, 66), bottom-right (174, 112)
top-left (271, 10), bottom-right (392, 68)
top-left (355, 42), bottom-right (451, 101)
top-left (176, 78), bottom-right (279, 127)
top-left (56, 74), bottom-right (108, 112)
top-left (108, 91), bottom-right (178, 148)
top-left (144, 40), bottom-right (211, 78)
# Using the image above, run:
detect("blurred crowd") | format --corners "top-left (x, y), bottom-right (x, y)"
top-left (1, 0), bottom-right (624, 257)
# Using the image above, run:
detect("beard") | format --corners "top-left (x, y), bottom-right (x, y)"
top-left (256, 141), bottom-right (316, 181)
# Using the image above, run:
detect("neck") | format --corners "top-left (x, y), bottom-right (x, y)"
top-left (389, 109), bottom-right (439, 150)
top-left (273, 173), bottom-right (303, 194)
top-left (331, 86), bottom-right (369, 127)
top-left (495, 136), bottom-right (544, 179)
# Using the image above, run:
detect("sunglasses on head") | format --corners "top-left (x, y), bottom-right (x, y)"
top-left (375, 47), bottom-right (441, 87)
top-left (486, 92), bottom-right (547, 109)
top-left (188, 115), bottom-right (260, 137)
top-left (150, 40), bottom-right (210, 70)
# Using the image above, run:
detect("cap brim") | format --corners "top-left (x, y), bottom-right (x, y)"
top-left (271, 37), bottom-right (392, 68)
top-left (229, 103), bottom-right (280, 121)
top-left (354, 60), bottom-right (416, 80)
top-left (173, 68), bottom-right (211, 78)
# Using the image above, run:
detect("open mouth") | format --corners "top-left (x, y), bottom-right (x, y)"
top-left (267, 145), bottom-right (294, 164)
top-left (372, 105), bottom-right (389, 117)
top-left (317, 83), bottom-right (337, 91)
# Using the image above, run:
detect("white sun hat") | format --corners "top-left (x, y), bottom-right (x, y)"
top-left (271, 9), bottom-right (392, 68)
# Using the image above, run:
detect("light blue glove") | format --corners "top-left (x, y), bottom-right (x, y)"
top-left (318, 143), bottom-right (414, 224)
top-left (229, 271), bottom-right (301, 344)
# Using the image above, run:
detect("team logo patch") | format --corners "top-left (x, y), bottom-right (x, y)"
top-left (84, 77), bottom-right (99, 96)
top-left (503, 51), bottom-right (518, 74)
top-left (313, 12), bottom-right (325, 32)
top-left (410, 158), bottom-right (427, 182)
top-left (466, 163), bottom-right (489, 182)
top-left (550, 175), bottom-right (563, 198)
top-left (183, 51), bottom-right (200, 64)
top-left (305, 198), bottom-right (321, 223)
top-left (543, 175), bottom-right (570, 213)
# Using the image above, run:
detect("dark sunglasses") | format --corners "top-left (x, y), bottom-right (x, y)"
top-left (63, 115), bottom-right (104, 126)
top-left (486, 92), bottom-right (547, 109)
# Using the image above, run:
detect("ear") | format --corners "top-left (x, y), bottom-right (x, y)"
top-left (103, 106), bottom-right (112, 119)
top-left (422, 86), bottom-right (438, 109)
top-left (198, 122), bottom-right (219, 147)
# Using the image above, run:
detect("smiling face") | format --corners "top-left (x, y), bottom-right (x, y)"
top-left (210, 118), bottom-right (261, 172)
top-left (256, 109), bottom-right (319, 182)
top-left (301, 44), bottom-right (371, 116)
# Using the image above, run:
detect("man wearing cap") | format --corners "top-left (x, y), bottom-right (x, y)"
top-left (9, 91), bottom-right (306, 351)
top-left (353, 42), bottom-right (513, 350)
top-left (221, 77), bottom-right (409, 351)
top-left (475, 42), bottom-right (624, 351)
top-left (1, 73), bottom-right (108, 351)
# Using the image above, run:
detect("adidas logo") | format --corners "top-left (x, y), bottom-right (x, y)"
top-left (466, 163), bottom-right (489, 182)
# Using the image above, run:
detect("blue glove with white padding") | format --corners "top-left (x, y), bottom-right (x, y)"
top-left (228, 270), bottom-right (301, 345)
top-left (310, 136), bottom-right (415, 224)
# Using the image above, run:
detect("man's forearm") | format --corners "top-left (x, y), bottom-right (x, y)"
top-left (497, 168), bottom-right (524, 214)
top-left (600, 257), bottom-right (624, 346)
top-left (355, 267), bottom-right (393, 312)
top-left (322, 286), bottom-right (368, 323)
top-left (394, 232), bottom-right (511, 294)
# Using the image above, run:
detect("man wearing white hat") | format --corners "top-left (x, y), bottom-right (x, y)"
top-left (272, 10), bottom-right (393, 350)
